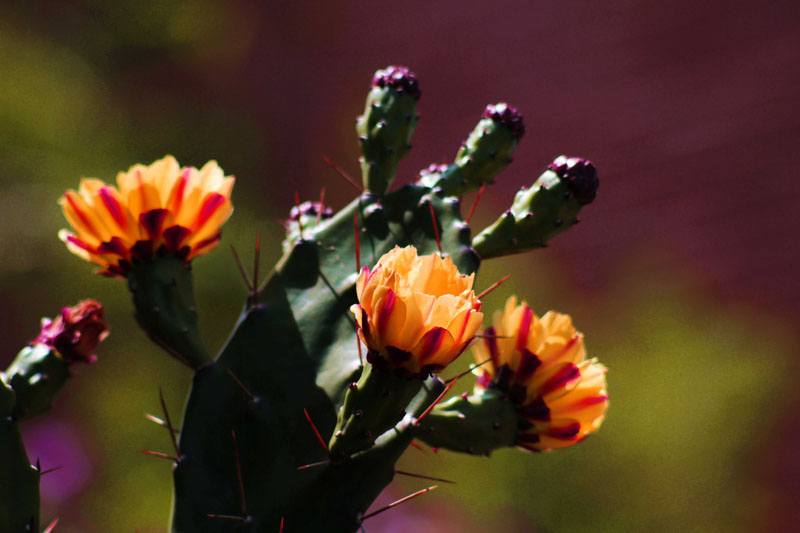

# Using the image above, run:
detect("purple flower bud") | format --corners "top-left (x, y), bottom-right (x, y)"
top-left (548, 156), bottom-right (599, 205)
top-left (483, 103), bottom-right (525, 140)
top-left (372, 66), bottom-right (421, 100)
top-left (33, 300), bottom-right (108, 364)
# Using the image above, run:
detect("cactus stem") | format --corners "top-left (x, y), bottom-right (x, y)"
top-left (43, 518), bottom-right (59, 533)
top-left (414, 377), bottom-right (460, 425)
top-left (296, 459), bottom-right (331, 471)
top-left (141, 449), bottom-right (179, 462)
top-left (354, 212), bottom-right (361, 272)
top-left (476, 274), bottom-right (512, 300)
top-left (158, 387), bottom-right (180, 456)
top-left (395, 470), bottom-right (456, 484)
top-left (443, 357), bottom-right (492, 384)
top-left (219, 363), bottom-right (257, 403)
top-left (322, 155), bottom-right (363, 193)
top-left (294, 192), bottom-right (305, 240)
top-left (144, 413), bottom-right (181, 434)
top-left (427, 202), bottom-right (443, 255)
top-left (231, 430), bottom-right (247, 518)
top-left (303, 408), bottom-right (330, 455)
top-left (230, 245), bottom-right (254, 291)
top-left (360, 485), bottom-right (439, 521)
top-left (465, 183), bottom-right (486, 224)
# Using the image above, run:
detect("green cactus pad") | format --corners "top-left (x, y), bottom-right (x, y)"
top-left (3, 344), bottom-right (71, 422)
top-left (0, 380), bottom-right (40, 532)
top-left (128, 256), bottom-right (212, 369)
top-left (472, 157), bottom-right (598, 259)
top-left (172, 185), bottom-right (479, 532)
top-left (416, 387), bottom-right (520, 456)
top-left (357, 66), bottom-right (420, 196)
top-left (420, 103), bottom-right (524, 197)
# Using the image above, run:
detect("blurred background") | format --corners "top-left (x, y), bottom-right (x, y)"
top-left (1, 1), bottom-right (798, 531)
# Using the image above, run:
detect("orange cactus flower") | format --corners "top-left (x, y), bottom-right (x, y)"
top-left (351, 245), bottom-right (484, 376)
top-left (33, 300), bottom-right (109, 364)
top-left (59, 156), bottom-right (234, 276)
top-left (472, 296), bottom-right (608, 451)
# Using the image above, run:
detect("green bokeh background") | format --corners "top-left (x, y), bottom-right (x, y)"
top-left (1, 1), bottom-right (797, 531)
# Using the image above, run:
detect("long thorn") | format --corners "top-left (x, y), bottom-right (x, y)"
top-left (444, 357), bottom-right (492, 384)
top-left (322, 155), bottom-right (363, 193)
top-left (159, 387), bottom-right (180, 456)
top-left (232, 430), bottom-right (247, 517)
top-left (39, 465), bottom-right (64, 476)
top-left (297, 459), bottom-right (331, 470)
top-left (253, 234), bottom-right (261, 305)
top-left (409, 441), bottom-right (427, 453)
top-left (295, 191), bottom-right (305, 240)
top-left (145, 413), bottom-right (181, 434)
top-left (477, 274), bottom-right (511, 300)
top-left (415, 377), bottom-right (460, 424)
top-left (356, 335), bottom-right (363, 366)
top-left (280, 516), bottom-right (285, 533)
top-left (354, 212), bottom-right (361, 273)
top-left (230, 245), bottom-right (254, 290)
top-left (428, 202), bottom-right (443, 255)
top-left (395, 470), bottom-right (456, 484)
top-left (43, 518), bottom-right (59, 533)
top-left (361, 485), bottom-right (438, 521)
top-left (219, 363), bottom-right (256, 402)
top-left (303, 408), bottom-right (329, 454)
top-left (465, 183), bottom-right (486, 224)
top-left (207, 514), bottom-right (248, 521)
top-left (141, 450), bottom-right (179, 462)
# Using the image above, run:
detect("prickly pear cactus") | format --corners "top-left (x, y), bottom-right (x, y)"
top-left (20, 64), bottom-right (605, 532)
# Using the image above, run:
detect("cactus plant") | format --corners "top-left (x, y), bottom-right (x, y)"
top-left (2, 65), bottom-right (607, 532)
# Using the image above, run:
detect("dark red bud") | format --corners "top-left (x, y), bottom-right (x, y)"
top-left (372, 66), bottom-right (421, 100)
top-left (33, 300), bottom-right (109, 364)
top-left (483, 103), bottom-right (525, 140)
top-left (548, 156), bottom-right (599, 205)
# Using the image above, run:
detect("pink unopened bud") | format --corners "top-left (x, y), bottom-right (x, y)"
top-left (34, 300), bottom-right (109, 364)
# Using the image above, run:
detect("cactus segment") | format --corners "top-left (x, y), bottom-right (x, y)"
top-left (328, 363), bottom-right (424, 459)
top-left (472, 156), bottom-right (599, 259)
top-left (357, 66), bottom-right (420, 195)
top-left (3, 345), bottom-right (71, 422)
top-left (127, 256), bottom-right (211, 368)
top-left (419, 103), bottom-right (524, 196)
top-left (173, 185), bottom-right (479, 532)
top-left (416, 387), bottom-right (520, 455)
top-left (0, 381), bottom-right (40, 532)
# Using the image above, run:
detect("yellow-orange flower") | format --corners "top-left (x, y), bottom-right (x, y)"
top-left (472, 296), bottom-right (608, 451)
top-left (351, 245), bottom-right (484, 376)
top-left (59, 156), bottom-right (234, 276)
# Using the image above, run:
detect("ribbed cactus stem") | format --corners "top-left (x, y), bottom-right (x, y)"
top-left (0, 381), bottom-right (40, 531)
top-left (357, 66), bottom-right (420, 195)
top-left (3, 345), bottom-right (71, 421)
top-left (329, 362), bottom-right (424, 459)
top-left (472, 156), bottom-right (598, 259)
top-left (416, 388), bottom-right (519, 455)
top-left (127, 256), bottom-right (211, 368)
top-left (421, 103), bottom-right (524, 196)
